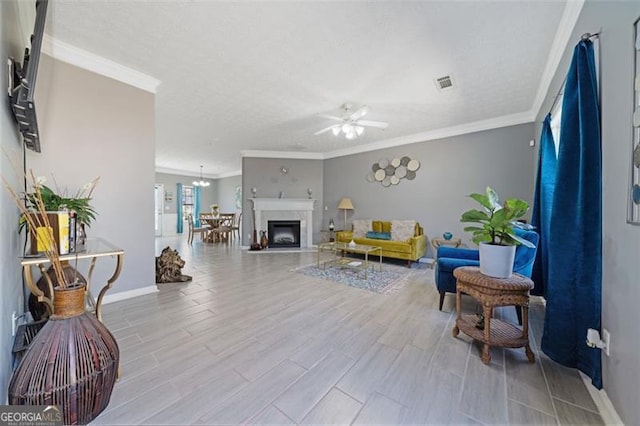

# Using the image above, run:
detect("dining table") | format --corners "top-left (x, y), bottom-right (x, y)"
top-left (199, 213), bottom-right (234, 243)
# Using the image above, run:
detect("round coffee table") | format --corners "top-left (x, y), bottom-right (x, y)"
top-left (452, 266), bottom-right (535, 364)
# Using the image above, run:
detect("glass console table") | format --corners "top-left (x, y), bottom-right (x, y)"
top-left (21, 238), bottom-right (124, 322)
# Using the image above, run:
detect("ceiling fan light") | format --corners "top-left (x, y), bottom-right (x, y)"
top-left (345, 129), bottom-right (357, 140)
top-left (331, 127), bottom-right (341, 136)
top-left (341, 123), bottom-right (352, 133)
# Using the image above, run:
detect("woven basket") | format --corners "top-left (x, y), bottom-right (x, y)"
top-left (9, 283), bottom-right (119, 425)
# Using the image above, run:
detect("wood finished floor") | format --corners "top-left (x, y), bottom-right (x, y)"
top-left (93, 236), bottom-right (604, 425)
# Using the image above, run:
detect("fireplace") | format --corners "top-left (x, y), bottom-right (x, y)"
top-left (250, 198), bottom-right (314, 248)
top-left (267, 220), bottom-right (301, 248)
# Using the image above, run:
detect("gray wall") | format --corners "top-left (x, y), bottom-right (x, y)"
top-left (27, 55), bottom-right (156, 294)
top-left (323, 123), bottom-right (536, 258)
top-left (0, 0), bottom-right (32, 403)
top-left (155, 172), bottom-right (240, 235)
top-left (242, 157), bottom-right (323, 245)
top-left (218, 175), bottom-right (242, 213)
top-left (155, 172), bottom-right (217, 216)
top-left (534, 1), bottom-right (640, 424)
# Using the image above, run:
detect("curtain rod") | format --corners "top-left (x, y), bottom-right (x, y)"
top-left (547, 32), bottom-right (600, 116)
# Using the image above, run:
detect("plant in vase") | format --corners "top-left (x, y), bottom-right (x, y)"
top-left (2, 170), bottom-right (118, 425)
top-left (210, 203), bottom-right (220, 217)
top-left (21, 175), bottom-right (99, 249)
top-left (460, 186), bottom-right (535, 278)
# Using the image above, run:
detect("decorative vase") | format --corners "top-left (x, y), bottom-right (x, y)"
top-left (479, 243), bottom-right (516, 278)
top-left (260, 230), bottom-right (268, 249)
top-left (443, 232), bottom-right (453, 240)
top-left (76, 222), bottom-right (87, 250)
top-left (29, 261), bottom-right (87, 321)
top-left (329, 219), bottom-right (335, 231)
top-left (9, 284), bottom-right (119, 425)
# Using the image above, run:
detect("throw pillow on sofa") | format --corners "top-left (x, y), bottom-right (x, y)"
top-left (366, 231), bottom-right (392, 240)
top-left (352, 219), bottom-right (372, 238)
top-left (391, 219), bottom-right (416, 242)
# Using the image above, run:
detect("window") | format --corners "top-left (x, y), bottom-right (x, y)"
top-left (182, 185), bottom-right (194, 220)
top-left (550, 94), bottom-right (562, 158)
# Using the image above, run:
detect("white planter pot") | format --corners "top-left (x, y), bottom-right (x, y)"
top-left (479, 242), bottom-right (516, 278)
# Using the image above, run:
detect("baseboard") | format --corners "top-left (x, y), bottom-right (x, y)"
top-left (101, 285), bottom-right (158, 305)
top-left (579, 372), bottom-right (624, 425)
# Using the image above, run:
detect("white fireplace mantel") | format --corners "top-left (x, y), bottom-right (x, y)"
top-left (250, 198), bottom-right (315, 247)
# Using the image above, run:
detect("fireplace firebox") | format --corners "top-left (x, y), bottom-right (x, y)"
top-left (267, 220), bottom-right (301, 248)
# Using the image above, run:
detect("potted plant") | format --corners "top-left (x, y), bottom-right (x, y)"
top-left (21, 176), bottom-right (99, 251)
top-left (460, 187), bottom-right (535, 278)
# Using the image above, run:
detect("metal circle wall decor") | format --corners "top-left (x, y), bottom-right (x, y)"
top-left (366, 156), bottom-right (421, 187)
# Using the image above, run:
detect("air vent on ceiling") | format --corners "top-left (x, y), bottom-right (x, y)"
top-left (434, 75), bottom-right (454, 91)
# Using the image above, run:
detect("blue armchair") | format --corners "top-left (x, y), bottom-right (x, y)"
top-left (435, 228), bottom-right (539, 311)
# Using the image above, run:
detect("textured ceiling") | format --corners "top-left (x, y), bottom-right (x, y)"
top-left (45, 1), bottom-right (566, 177)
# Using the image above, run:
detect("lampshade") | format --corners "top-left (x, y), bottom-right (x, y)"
top-left (338, 198), bottom-right (354, 210)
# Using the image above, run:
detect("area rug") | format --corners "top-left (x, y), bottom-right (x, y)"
top-left (292, 263), bottom-right (416, 295)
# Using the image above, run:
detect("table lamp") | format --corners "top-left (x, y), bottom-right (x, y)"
top-left (337, 197), bottom-right (354, 231)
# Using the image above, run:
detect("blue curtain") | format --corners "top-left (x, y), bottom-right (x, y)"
top-left (530, 114), bottom-right (557, 297)
top-left (541, 39), bottom-right (602, 388)
top-left (194, 186), bottom-right (202, 227)
top-left (176, 183), bottom-right (183, 234)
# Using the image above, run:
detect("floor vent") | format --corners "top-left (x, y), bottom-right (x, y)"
top-left (435, 75), bottom-right (454, 91)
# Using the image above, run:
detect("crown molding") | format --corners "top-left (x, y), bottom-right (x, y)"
top-left (170, 111), bottom-right (533, 172)
top-left (530, 0), bottom-right (586, 119)
top-left (155, 166), bottom-right (241, 179)
top-left (42, 35), bottom-right (161, 93)
top-left (240, 150), bottom-right (324, 160)
top-left (323, 111), bottom-right (534, 159)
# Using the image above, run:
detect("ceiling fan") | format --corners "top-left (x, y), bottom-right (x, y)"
top-left (314, 104), bottom-right (388, 140)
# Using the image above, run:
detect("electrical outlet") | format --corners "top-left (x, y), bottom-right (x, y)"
top-left (603, 329), bottom-right (610, 356)
top-left (12, 311), bottom-right (18, 337)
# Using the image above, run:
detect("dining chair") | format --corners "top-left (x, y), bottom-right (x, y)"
top-left (217, 213), bottom-right (235, 242)
top-left (187, 214), bottom-right (209, 244)
top-left (231, 212), bottom-right (242, 239)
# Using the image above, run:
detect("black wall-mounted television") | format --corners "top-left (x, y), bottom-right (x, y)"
top-left (7, 0), bottom-right (48, 153)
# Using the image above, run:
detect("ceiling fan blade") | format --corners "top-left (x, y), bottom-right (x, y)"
top-left (350, 105), bottom-right (369, 120)
top-left (318, 114), bottom-right (343, 121)
top-left (356, 119), bottom-right (388, 129)
top-left (314, 124), bottom-right (341, 135)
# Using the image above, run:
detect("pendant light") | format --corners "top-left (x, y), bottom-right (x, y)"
top-left (193, 165), bottom-right (210, 187)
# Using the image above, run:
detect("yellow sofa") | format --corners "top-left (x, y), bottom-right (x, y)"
top-left (335, 220), bottom-right (427, 266)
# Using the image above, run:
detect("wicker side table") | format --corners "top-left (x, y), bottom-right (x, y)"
top-left (452, 266), bottom-right (534, 364)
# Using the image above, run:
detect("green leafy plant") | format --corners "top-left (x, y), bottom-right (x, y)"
top-left (22, 176), bottom-right (99, 229)
top-left (461, 186), bottom-right (535, 247)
